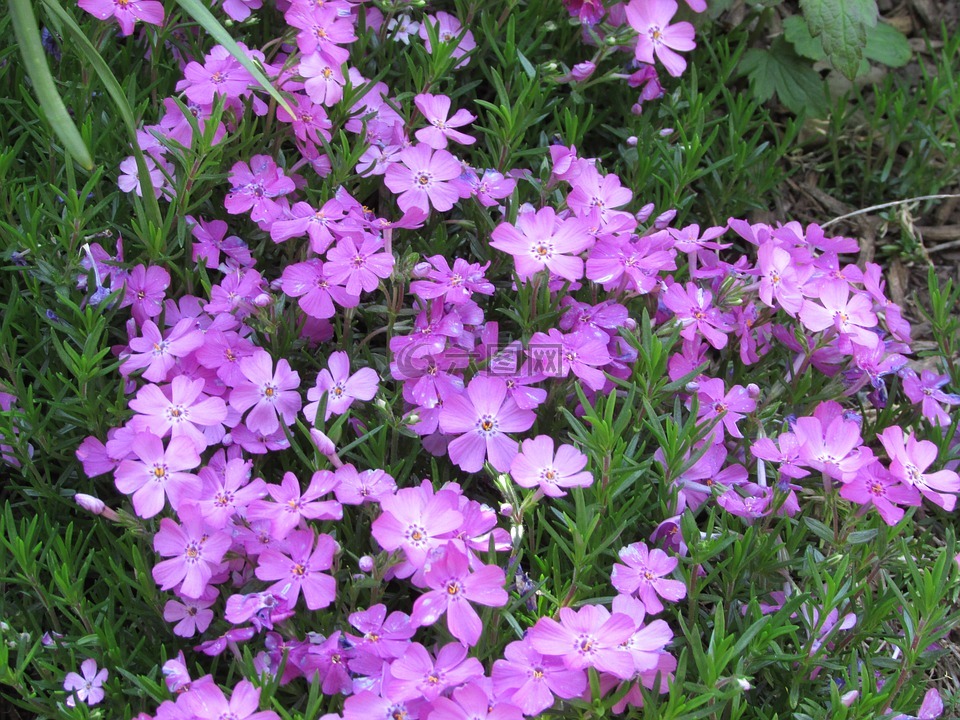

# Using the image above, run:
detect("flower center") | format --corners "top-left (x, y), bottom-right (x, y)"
top-left (415, 172), bottom-right (432, 187)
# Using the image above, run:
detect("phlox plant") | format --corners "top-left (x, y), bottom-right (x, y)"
top-left (1, 0), bottom-right (960, 719)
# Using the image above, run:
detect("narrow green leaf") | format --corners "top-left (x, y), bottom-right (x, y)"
top-left (172, 0), bottom-right (293, 116)
top-left (9, 0), bottom-right (93, 169)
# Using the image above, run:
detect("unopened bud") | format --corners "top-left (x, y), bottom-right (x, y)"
top-left (736, 678), bottom-right (752, 691)
top-left (684, 381), bottom-right (700, 393)
top-left (359, 555), bottom-right (374, 573)
top-left (840, 690), bottom-right (859, 707)
top-left (626, 136), bottom-right (638, 147)
top-left (570, 61), bottom-right (595, 81)
top-left (636, 203), bottom-right (655, 223)
top-left (253, 293), bottom-right (272, 307)
top-left (75, 493), bottom-right (119, 521)
top-left (412, 262), bottom-right (432, 278)
top-left (499, 503), bottom-right (513, 516)
top-left (623, 318), bottom-right (638, 331)
top-left (310, 428), bottom-right (336, 456)
top-left (746, 383), bottom-right (761, 399)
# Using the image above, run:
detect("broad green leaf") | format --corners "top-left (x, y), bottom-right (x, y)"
top-left (783, 15), bottom-right (827, 61)
top-left (864, 22), bottom-right (912, 68)
top-left (171, 0), bottom-right (293, 116)
top-left (9, 0), bottom-right (94, 170)
top-left (740, 39), bottom-right (828, 116)
top-left (799, 0), bottom-right (878, 80)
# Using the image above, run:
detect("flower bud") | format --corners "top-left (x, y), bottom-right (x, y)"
top-left (358, 556), bottom-right (374, 573)
top-left (840, 690), bottom-right (859, 707)
top-left (412, 261), bottom-right (432, 278)
top-left (684, 381), bottom-right (700, 393)
top-left (636, 203), bottom-right (655, 223)
top-left (310, 428), bottom-right (336, 456)
top-left (746, 383), bottom-right (761, 399)
top-left (499, 503), bottom-right (513, 516)
top-left (626, 136), bottom-right (638, 147)
top-left (75, 493), bottom-right (105, 515)
top-left (253, 293), bottom-right (272, 307)
top-left (570, 61), bottom-right (596, 81)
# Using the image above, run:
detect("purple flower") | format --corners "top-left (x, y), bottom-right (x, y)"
top-left (662, 282), bottom-right (732, 350)
top-left (229, 350), bottom-right (302, 436)
top-left (419, 11), bottom-right (476, 67)
top-left (305, 351), bottom-right (380, 423)
top-left (152, 504), bottom-right (231, 598)
top-left (78, 0), bottom-right (163, 34)
top-left (121, 319), bottom-right (204, 383)
top-left (440, 375), bottom-right (536, 473)
top-left (114, 432), bottom-right (201, 518)
top-left (409, 544), bottom-right (507, 646)
top-left (414, 93), bottom-right (477, 149)
top-left (490, 208), bottom-right (593, 282)
top-left (347, 604), bottom-right (416, 659)
top-left (611, 542), bottom-right (686, 614)
top-left (625, 0), bottom-right (695, 77)
top-left (121, 264), bottom-right (170, 325)
top-left (129, 376), bottom-right (227, 451)
top-left (528, 604), bottom-right (636, 679)
top-left (527, 328), bottom-right (611, 391)
top-left (247, 470), bottom-right (342, 539)
top-left (428, 681), bottom-right (524, 720)
top-left (879, 426), bottom-right (960, 511)
top-left (281, 259), bottom-right (358, 320)
top-left (510, 435), bottom-right (593, 497)
top-left (63, 659), bottom-right (108, 707)
top-left (371, 480), bottom-right (464, 569)
top-left (163, 588), bottom-right (216, 637)
top-left (384, 144), bottom-right (463, 214)
top-left (491, 639), bottom-right (587, 715)
top-left (839, 460), bottom-right (920, 526)
top-left (324, 234), bottom-right (396, 298)
top-left (224, 156), bottom-right (296, 225)
top-left (902, 369), bottom-right (960, 427)
top-left (386, 642), bottom-right (484, 702)
top-left (180, 679), bottom-right (280, 720)
top-left (255, 529), bottom-right (338, 611)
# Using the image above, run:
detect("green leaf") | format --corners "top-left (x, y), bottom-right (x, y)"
top-left (8, 0), bottom-right (94, 170)
top-left (170, 0), bottom-right (293, 116)
top-left (783, 15), bottom-right (827, 61)
top-left (799, 0), bottom-right (878, 80)
top-left (863, 22), bottom-right (912, 68)
top-left (739, 39), bottom-right (828, 116)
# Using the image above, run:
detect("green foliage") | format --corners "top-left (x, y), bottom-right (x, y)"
top-left (798, 0), bottom-right (878, 80)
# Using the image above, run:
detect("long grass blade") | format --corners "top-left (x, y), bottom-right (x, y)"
top-left (9, 0), bottom-right (94, 170)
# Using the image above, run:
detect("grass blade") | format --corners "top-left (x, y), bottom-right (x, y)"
top-left (9, 0), bottom-right (94, 170)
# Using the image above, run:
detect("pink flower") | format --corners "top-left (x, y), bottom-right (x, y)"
top-left (528, 604), bottom-right (636, 678)
top-left (625, 0), bottom-right (696, 77)
top-left (78, 0), bottom-right (163, 35)
top-left (490, 208), bottom-right (593, 282)
top-left (879, 426), bottom-right (960, 511)
top-left (120, 264), bottom-right (170, 325)
top-left (121, 319), bottom-right (204, 383)
top-left (419, 12), bottom-right (476, 68)
top-left (324, 234), bottom-right (396, 298)
top-left (428, 682), bottom-right (524, 720)
top-left (611, 542), bottom-right (687, 614)
top-left (414, 93), bottom-right (477, 149)
top-left (440, 375), bottom-right (536, 473)
top-left (409, 545), bottom-right (507, 646)
top-left (180, 679), bottom-right (280, 720)
top-left (229, 350), bottom-right (302, 436)
top-left (799, 282), bottom-right (879, 349)
top-left (386, 642), bottom-right (484, 702)
top-left (527, 328), bottom-right (611, 391)
top-left (163, 589), bottom-right (216, 637)
top-left (152, 503), bottom-right (231, 598)
top-left (491, 639), bottom-right (587, 716)
top-left (114, 433), bottom-right (201, 518)
top-left (128, 376), bottom-right (227, 451)
top-left (371, 480), bottom-right (464, 568)
top-left (384, 144), bottom-right (463, 214)
top-left (662, 282), bottom-right (732, 350)
top-left (63, 659), bottom-right (108, 707)
top-left (510, 436), bottom-right (593, 497)
top-left (305, 352), bottom-right (380, 423)
top-left (247, 471), bottom-right (342, 540)
top-left (255, 530), bottom-right (338, 610)
top-left (902, 369), bottom-right (960, 427)
top-left (281, 259), bottom-right (358, 320)
top-left (839, 461), bottom-right (920, 526)
top-left (224, 156), bottom-right (296, 225)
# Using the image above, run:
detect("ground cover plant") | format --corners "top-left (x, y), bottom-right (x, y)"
top-left (1, 0), bottom-right (960, 718)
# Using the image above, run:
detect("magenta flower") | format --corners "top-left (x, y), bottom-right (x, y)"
top-left (78, 0), bottom-right (163, 35)
top-left (281, 259), bottom-right (358, 321)
top-left (120, 264), bottom-right (170, 325)
top-left (756, 242), bottom-right (804, 316)
top-left (195, 330), bottom-right (257, 386)
top-left (304, 351), bottom-right (380, 423)
top-left (625, 0), bottom-right (696, 77)
top-left (839, 461), bottom-right (920, 526)
top-left (163, 589), bottom-right (216, 637)
top-left (409, 545), bottom-right (507, 646)
top-left (285, 4), bottom-right (356, 61)
top-left (384, 144), bottom-right (463, 214)
top-left (566, 167), bottom-right (633, 222)
top-left (428, 682), bottom-right (524, 720)
top-left (902, 369), bottom-right (960, 427)
top-left (324, 234), bottom-right (396, 298)
top-left (114, 433), bottom-right (201, 518)
top-left (799, 282), bottom-right (878, 349)
top-left (510, 436), bottom-right (593, 497)
top-left (63, 659), bottom-right (108, 707)
top-left (371, 480), bottom-right (464, 568)
top-left (255, 530), bottom-right (338, 610)
top-left (528, 604), bottom-right (636, 679)
top-left (879, 426), bottom-right (960, 511)
top-left (491, 639), bottom-right (587, 716)
top-left (490, 208), bottom-right (593, 282)
top-left (695, 378), bottom-right (756, 442)
top-left (300, 53), bottom-right (347, 107)
top-left (181, 55), bottom-right (252, 104)
top-left (270, 198), bottom-right (343, 252)
top-left (152, 503), bottom-right (231, 598)
top-left (611, 542), bottom-right (686, 614)
top-left (334, 464), bottom-right (397, 505)
top-left (527, 328), bottom-right (611, 391)
top-left (121, 318), bottom-right (204, 383)
top-left (386, 642), bottom-right (484, 702)
top-left (414, 93), bottom-right (477, 149)
top-left (662, 282), bottom-right (732, 349)
top-left (129, 376), bottom-right (227, 451)
top-left (229, 350), bottom-right (302, 436)
top-left (440, 375), bottom-right (536, 473)
top-left (347, 604), bottom-right (416, 660)
top-left (197, 459), bottom-right (266, 530)
top-left (793, 414), bottom-right (870, 482)
top-left (410, 255), bottom-right (494, 305)
top-left (224, 156), bottom-right (296, 224)
top-left (180, 679), bottom-right (279, 720)
top-left (247, 470), bottom-right (342, 539)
